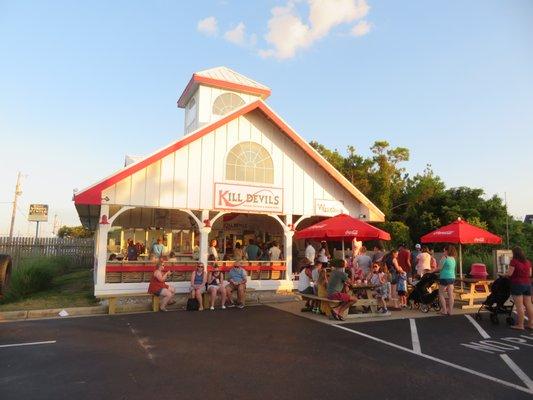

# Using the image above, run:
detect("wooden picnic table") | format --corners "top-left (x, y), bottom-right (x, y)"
top-left (456, 277), bottom-right (494, 309)
top-left (348, 282), bottom-right (380, 314)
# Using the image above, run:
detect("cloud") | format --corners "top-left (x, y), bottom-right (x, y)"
top-left (351, 20), bottom-right (372, 37)
top-left (224, 22), bottom-right (256, 47)
top-left (197, 16), bottom-right (218, 36)
top-left (224, 22), bottom-right (246, 45)
top-left (260, 0), bottom-right (371, 59)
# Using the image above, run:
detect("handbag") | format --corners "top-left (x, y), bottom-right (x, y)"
top-left (186, 298), bottom-right (200, 311)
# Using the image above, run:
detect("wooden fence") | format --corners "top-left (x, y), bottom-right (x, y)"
top-left (0, 237), bottom-right (94, 268)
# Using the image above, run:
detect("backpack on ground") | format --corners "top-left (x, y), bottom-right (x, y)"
top-left (186, 298), bottom-right (200, 311)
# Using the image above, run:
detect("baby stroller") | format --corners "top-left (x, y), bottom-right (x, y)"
top-left (475, 276), bottom-right (514, 325)
top-left (408, 272), bottom-right (441, 313)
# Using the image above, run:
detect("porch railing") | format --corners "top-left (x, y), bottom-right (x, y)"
top-left (105, 260), bottom-right (287, 283)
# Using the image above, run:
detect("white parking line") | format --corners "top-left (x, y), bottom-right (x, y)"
top-left (0, 340), bottom-right (56, 349)
top-left (333, 324), bottom-right (533, 396)
top-left (409, 318), bottom-right (421, 354)
top-left (465, 314), bottom-right (491, 338)
top-left (464, 314), bottom-right (533, 391)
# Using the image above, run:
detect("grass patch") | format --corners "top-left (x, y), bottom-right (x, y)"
top-left (0, 268), bottom-right (97, 311)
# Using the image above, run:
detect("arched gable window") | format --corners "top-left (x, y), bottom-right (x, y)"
top-left (212, 92), bottom-right (245, 116)
top-left (226, 142), bottom-right (274, 184)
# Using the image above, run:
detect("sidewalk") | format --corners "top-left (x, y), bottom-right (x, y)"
top-left (268, 299), bottom-right (478, 325)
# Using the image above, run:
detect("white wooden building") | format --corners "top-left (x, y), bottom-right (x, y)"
top-left (74, 66), bottom-right (384, 296)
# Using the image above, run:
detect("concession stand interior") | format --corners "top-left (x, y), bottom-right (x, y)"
top-left (74, 67), bottom-right (384, 296)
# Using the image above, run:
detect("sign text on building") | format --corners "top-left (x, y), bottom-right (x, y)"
top-left (314, 199), bottom-right (347, 217)
top-left (214, 183), bottom-right (283, 213)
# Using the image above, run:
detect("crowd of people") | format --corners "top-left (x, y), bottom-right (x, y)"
top-left (143, 234), bottom-right (532, 330)
top-left (297, 240), bottom-right (532, 328)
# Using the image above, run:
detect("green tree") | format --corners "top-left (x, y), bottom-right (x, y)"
top-left (57, 225), bottom-right (93, 238)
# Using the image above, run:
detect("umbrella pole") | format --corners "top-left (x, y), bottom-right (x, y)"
top-left (341, 240), bottom-right (345, 261)
top-left (459, 244), bottom-right (463, 291)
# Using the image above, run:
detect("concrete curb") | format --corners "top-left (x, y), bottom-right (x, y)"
top-left (0, 306), bottom-right (107, 322)
top-left (0, 293), bottom-right (302, 322)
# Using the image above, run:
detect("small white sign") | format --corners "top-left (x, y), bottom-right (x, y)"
top-left (314, 199), bottom-right (347, 217)
top-left (28, 204), bottom-right (49, 222)
top-left (214, 183), bottom-right (283, 213)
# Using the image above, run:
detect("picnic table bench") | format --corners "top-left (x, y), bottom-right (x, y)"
top-left (299, 293), bottom-right (341, 317)
top-left (456, 278), bottom-right (493, 309)
top-left (299, 283), bottom-right (381, 318)
top-left (98, 293), bottom-right (160, 314)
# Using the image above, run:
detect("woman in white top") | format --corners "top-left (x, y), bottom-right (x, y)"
top-left (317, 241), bottom-right (330, 267)
top-left (416, 246), bottom-right (432, 277)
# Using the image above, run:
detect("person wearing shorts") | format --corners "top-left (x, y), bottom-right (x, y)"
top-left (226, 261), bottom-right (247, 308)
top-left (436, 245), bottom-right (457, 316)
top-left (507, 246), bottom-right (533, 331)
top-left (206, 265), bottom-right (227, 310)
top-left (147, 262), bottom-right (175, 311)
top-left (190, 262), bottom-right (206, 311)
top-left (327, 260), bottom-right (357, 320)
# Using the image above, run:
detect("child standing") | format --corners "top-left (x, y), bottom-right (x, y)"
top-left (367, 263), bottom-right (389, 314)
top-left (397, 267), bottom-right (407, 308)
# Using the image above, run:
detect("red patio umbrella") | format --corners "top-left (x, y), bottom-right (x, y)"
top-left (295, 214), bottom-right (391, 241)
top-left (420, 218), bottom-right (502, 282)
top-left (295, 214), bottom-right (390, 259)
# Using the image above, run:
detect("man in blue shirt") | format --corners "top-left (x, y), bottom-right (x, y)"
top-left (226, 261), bottom-right (247, 308)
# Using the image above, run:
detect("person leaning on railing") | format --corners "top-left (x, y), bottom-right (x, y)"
top-left (147, 262), bottom-right (176, 312)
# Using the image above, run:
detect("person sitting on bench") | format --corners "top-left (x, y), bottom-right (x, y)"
top-left (226, 261), bottom-right (247, 309)
top-left (147, 262), bottom-right (175, 312)
top-left (298, 262), bottom-right (314, 312)
top-left (327, 259), bottom-right (357, 321)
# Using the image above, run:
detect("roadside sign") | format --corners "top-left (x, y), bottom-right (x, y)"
top-left (28, 204), bottom-right (49, 222)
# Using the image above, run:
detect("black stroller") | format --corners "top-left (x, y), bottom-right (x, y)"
top-left (408, 272), bottom-right (441, 313)
top-left (475, 276), bottom-right (514, 325)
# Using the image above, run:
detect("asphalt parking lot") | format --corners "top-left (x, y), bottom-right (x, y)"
top-left (1, 306), bottom-right (532, 399)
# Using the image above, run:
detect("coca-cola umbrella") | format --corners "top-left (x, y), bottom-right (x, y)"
top-left (420, 218), bottom-right (502, 284)
top-left (295, 214), bottom-right (391, 259)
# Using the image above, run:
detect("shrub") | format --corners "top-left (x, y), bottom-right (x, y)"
top-left (3, 256), bottom-right (68, 302)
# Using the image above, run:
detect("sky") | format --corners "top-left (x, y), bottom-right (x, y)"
top-left (0, 0), bottom-right (532, 237)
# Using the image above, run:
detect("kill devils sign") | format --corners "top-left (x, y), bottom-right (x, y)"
top-left (214, 183), bottom-right (283, 213)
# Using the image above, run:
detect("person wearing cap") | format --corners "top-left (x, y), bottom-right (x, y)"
top-left (206, 264), bottom-right (227, 310)
top-left (226, 261), bottom-right (248, 308)
top-left (147, 262), bottom-right (175, 311)
top-left (190, 262), bottom-right (207, 311)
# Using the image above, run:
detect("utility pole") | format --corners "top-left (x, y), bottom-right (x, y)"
top-left (504, 192), bottom-right (510, 248)
top-left (9, 172), bottom-right (23, 241)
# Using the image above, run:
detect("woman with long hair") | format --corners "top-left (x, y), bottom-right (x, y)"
top-left (436, 245), bottom-right (457, 315)
top-left (507, 246), bottom-right (533, 330)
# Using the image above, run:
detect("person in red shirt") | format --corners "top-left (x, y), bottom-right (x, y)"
top-left (148, 262), bottom-right (176, 311)
top-left (397, 244), bottom-right (411, 277)
top-left (507, 246), bottom-right (532, 330)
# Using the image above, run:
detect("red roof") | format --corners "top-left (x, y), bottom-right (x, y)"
top-left (177, 67), bottom-right (271, 108)
top-left (73, 100), bottom-right (384, 221)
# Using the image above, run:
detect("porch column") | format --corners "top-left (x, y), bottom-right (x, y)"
top-left (284, 214), bottom-right (294, 281)
top-left (198, 210), bottom-right (211, 267)
top-left (95, 204), bottom-right (110, 290)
